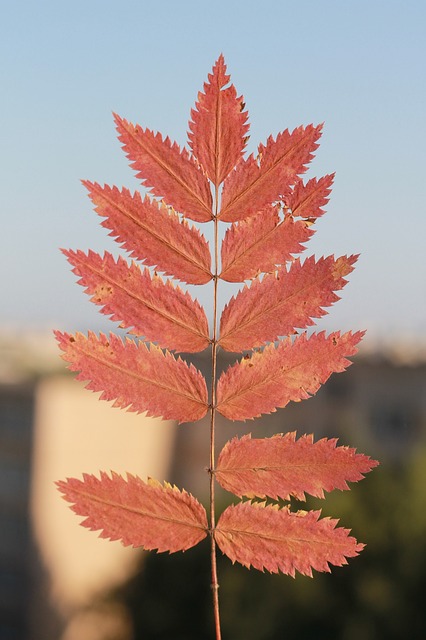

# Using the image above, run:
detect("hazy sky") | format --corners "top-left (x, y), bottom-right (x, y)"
top-left (1, 0), bottom-right (425, 348)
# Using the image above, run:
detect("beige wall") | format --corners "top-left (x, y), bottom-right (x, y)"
top-left (31, 374), bottom-right (177, 612)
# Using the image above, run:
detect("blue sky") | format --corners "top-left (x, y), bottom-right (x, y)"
top-left (1, 0), bottom-right (425, 348)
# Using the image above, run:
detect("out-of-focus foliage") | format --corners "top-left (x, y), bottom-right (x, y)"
top-left (99, 449), bottom-right (426, 639)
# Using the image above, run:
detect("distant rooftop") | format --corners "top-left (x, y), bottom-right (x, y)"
top-left (0, 329), bottom-right (62, 383)
top-left (0, 329), bottom-right (425, 384)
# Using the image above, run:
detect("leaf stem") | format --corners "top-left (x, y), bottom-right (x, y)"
top-left (209, 187), bottom-right (222, 640)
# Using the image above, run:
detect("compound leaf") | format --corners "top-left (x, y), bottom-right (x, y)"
top-left (57, 472), bottom-right (208, 552)
top-left (214, 501), bottom-right (363, 577)
top-left (56, 57), bottom-right (375, 605)
top-left (220, 207), bottom-right (313, 282)
top-left (83, 182), bottom-right (212, 285)
top-left (219, 255), bottom-right (357, 351)
top-left (188, 54), bottom-right (249, 186)
top-left (63, 249), bottom-right (210, 353)
top-left (219, 124), bottom-right (323, 223)
top-left (55, 331), bottom-right (208, 423)
top-left (216, 432), bottom-right (379, 500)
top-left (216, 331), bottom-right (363, 421)
top-left (114, 113), bottom-right (212, 222)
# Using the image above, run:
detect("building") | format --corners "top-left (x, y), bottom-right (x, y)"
top-left (0, 333), bottom-right (425, 638)
top-left (0, 380), bottom-right (35, 640)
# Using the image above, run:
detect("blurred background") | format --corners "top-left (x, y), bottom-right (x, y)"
top-left (1, 1), bottom-right (426, 638)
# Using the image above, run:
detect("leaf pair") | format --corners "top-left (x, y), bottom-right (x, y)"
top-left (58, 433), bottom-right (377, 576)
top-left (56, 329), bottom-right (363, 424)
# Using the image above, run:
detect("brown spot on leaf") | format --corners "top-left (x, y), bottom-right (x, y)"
top-left (94, 284), bottom-right (113, 303)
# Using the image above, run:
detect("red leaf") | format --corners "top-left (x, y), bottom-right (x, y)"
top-left (219, 255), bottom-right (357, 351)
top-left (83, 182), bottom-right (212, 285)
top-left (219, 124), bottom-right (323, 222)
top-left (55, 331), bottom-right (208, 423)
top-left (188, 54), bottom-right (249, 186)
top-left (215, 502), bottom-right (364, 577)
top-left (114, 113), bottom-right (212, 222)
top-left (216, 432), bottom-right (379, 501)
top-left (216, 331), bottom-right (363, 421)
top-left (63, 249), bottom-right (210, 353)
top-left (57, 472), bottom-right (208, 552)
top-left (286, 174), bottom-right (334, 219)
top-left (220, 208), bottom-right (313, 282)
